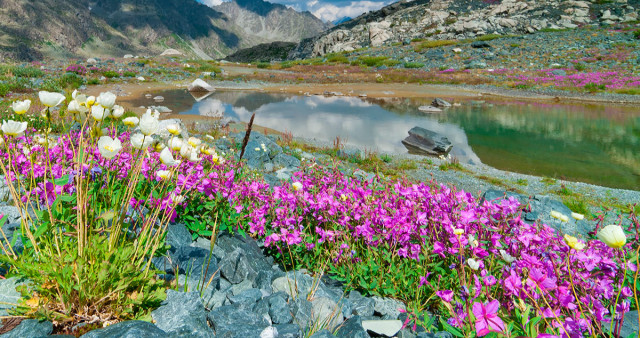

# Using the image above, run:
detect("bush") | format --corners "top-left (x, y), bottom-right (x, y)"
top-left (65, 64), bottom-right (87, 75)
top-left (256, 62), bottom-right (270, 69)
top-left (122, 71), bottom-right (137, 77)
top-left (59, 73), bottom-right (85, 89)
top-left (102, 70), bottom-right (120, 78)
top-left (414, 40), bottom-right (457, 52)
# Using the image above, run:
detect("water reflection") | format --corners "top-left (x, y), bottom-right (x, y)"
top-left (125, 89), bottom-right (640, 190)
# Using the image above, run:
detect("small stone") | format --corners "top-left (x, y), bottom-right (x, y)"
top-left (269, 294), bottom-right (293, 324)
top-left (275, 323), bottom-right (302, 338)
top-left (335, 315), bottom-right (369, 338)
top-left (208, 304), bottom-right (271, 337)
top-left (151, 290), bottom-right (214, 337)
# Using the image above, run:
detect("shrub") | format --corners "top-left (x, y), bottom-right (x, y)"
top-left (59, 73), bottom-right (85, 89)
top-left (122, 71), bottom-right (137, 77)
top-left (102, 70), bottom-right (120, 78)
top-left (256, 62), bottom-right (270, 69)
top-left (404, 62), bottom-right (425, 69)
top-left (65, 64), bottom-right (87, 75)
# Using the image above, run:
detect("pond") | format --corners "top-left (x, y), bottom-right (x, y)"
top-left (125, 89), bottom-right (640, 190)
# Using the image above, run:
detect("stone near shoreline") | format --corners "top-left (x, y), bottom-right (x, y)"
top-left (401, 126), bottom-right (453, 156)
top-left (188, 79), bottom-right (215, 93)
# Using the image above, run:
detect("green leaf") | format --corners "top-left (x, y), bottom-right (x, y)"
top-left (53, 175), bottom-right (70, 186)
top-left (439, 318), bottom-right (464, 338)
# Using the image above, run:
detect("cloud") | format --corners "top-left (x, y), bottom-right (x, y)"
top-left (198, 0), bottom-right (391, 23)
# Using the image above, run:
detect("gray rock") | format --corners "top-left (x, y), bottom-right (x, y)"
top-left (0, 278), bottom-right (27, 317)
top-left (471, 41), bottom-right (492, 48)
top-left (272, 272), bottom-right (313, 299)
top-left (336, 316), bottom-right (370, 338)
top-left (273, 153), bottom-right (302, 169)
top-left (256, 270), bottom-right (275, 294)
top-left (0, 206), bottom-right (21, 224)
top-left (337, 148), bottom-right (363, 160)
top-left (166, 222), bottom-right (192, 250)
top-left (231, 279), bottom-right (254, 295)
top-left (401, 127), bottom-right (452, 156)
top-left (431, 98), bottom-right (451, 108)
top-left (467, 60), bottom-right (487, 69)
top-left (275, 323), bottom-right (302, 338)
top-left (550, 69), bottom-right (567, 76)
top-left (0, 319), bottom-right (52, 338)
top-left (80, 320), bottom-right (165, 338)
top-left (153, 246), bottom-right (219, 288)
top-left (362, 320), bottom-right (403, 337)
top-left (215, 138), bottom-right (234, 151)
top-left (482, 189), bottom-right (592, 237)
top-left (220, 248), bottom-right (257, 284)
top-left (372, 297), bottom-right (406, 320)
top-left (604, 310), bottom-right (639, 338)
top-left (311, 297), bottom-right (344, 331)
top-left (151, 290), bottom-right (214, 337)
top-left (208, 304), bottom-right (271, 337)
top-left (228, 288), bottom-right (263, 306)
top-left (291, 298), bottom-right (313, 329)
top-left (269, 294), bottom-right (293, 324)
top-left (309, 330), bottom-right (334, 338)
top-left (351, 296), bottom-right (375, 318)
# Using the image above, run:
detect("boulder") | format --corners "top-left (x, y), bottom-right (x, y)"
top-left (208, 304), bottom-right (271, 337)
top-left (86, 58), bottom-right (98, 65)
top-left (401, 127), bottom-right (453, 156)
top-left (123, 54), bottom-right (134, 59)
top-left (1, 319), bottom-right (53, 337)
top-left (431, 98), bottom-right (451, 108)
top-left (151, 290), bottom-right (214, 337)
top-left (188, 79), bottom-right (215, 93)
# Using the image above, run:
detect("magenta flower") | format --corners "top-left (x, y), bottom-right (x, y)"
top-left (472, 300), bottom-right (505, 337)
top-left (436, 290), bottom-right (454, 302)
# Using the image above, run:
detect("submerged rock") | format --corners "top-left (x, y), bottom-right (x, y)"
top-left (418, 105), bottom-right (442, 113)
top-left (401, 127), bottom-right (452, 156)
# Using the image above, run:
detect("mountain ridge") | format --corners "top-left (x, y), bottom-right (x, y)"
top-left (0, 0), bottom-right (329, 61)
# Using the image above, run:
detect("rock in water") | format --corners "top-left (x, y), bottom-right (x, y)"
top-left (431, 98), bottom-right (451, 108)
top-left (418, 105), bottom-right (442, 113)
top-left (188, 79), bottom-right (215, 93)
top-left (401, 127), bottom-right (452, 156)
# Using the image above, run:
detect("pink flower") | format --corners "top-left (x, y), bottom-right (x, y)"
top-left (472, 300), bottom-right (505, 336)
top-left (436, 290), bottom-right (454, 302)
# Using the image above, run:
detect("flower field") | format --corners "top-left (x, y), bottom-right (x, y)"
top-left (0, 92), bottom-right (638, 336)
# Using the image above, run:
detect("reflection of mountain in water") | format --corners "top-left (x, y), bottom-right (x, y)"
top-left (207, 91), bottom-right (291, 112)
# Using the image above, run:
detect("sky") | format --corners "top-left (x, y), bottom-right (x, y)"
top-left (199, 0), bottom-right (394, 22)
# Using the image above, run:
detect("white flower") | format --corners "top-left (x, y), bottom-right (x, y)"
top-left (571, 212), bottom-right (584, 221)
top-left (453, 228), bottom-right (464, 236)
top-left (292, 182), bottom-right (303, 191)
top-left (597, 224), bottom-right (627, 249)
top-left (171, 193), bottom-right (185, 204)
top-left (139, 110), bottom-right (159, 136)
top-left (205, 134), bottom-right (215, 141)
top-left (254, 147), bottom-right (260, 151)
top-left (467, 258), bottom-right (481, 270)
top-left (499, 250), bottom-right (516, 263)
top-left (146, 108), bottom-right (160, 119)
top-left (91, 105), bottom-right (110, 121)
top-left (130, 133), bottom-right (153, 149)
top-left (12, 100), bottom-right (30, 115)
top-left (97, 92), bottom-right (117, 109)
top-left (169, 137), bottom-right (183, 151)
top-left (156, 170), bottom-right (171, 180)
top-left (468, 235), bottom-right (479, 248)
top-left (180, 143), bottom-right (200, 162)
top-left (97, 136), bottom-right (122, 159)
top-left (1, 120), bottom-right (28, 137)
top-left (159, 148), bottom-right (180, 166)
top-left (153, 141), bottom-right (166, 152)
top-left (86, 96), bottom-right (96, 106)
top-left (112, 105), bottom-right (125, 118)
top-left (123, 117), bottom-right (139, 127)
top-left (67, 100), bottom-right (82, 113)
top-left (38, 91), bottom-right (65, 108)
top-left (188, 137), bottom-right (202, 147)
top-left (550, 210), bottom-right (568, 222)
top-left (166, 124), bottom-right (181, 135)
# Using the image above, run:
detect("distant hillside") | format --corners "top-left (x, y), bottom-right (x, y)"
top-left (0, 0), bottom-right (330, 61)
top-left (224, 41), bottom-right (296, 62)
top-left (291, 0), bottom-right (640, 58)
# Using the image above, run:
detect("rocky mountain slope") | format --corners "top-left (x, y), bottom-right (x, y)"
top-left (215, 0), bottom-right (332, 45)
top-left (291, 0), bottom-right (640, 58)
top-left (0, 0), bottom-right (328, 61)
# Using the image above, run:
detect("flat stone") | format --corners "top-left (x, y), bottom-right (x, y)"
top-left (401, 127), bottom-right (452, 156)
top-left (362, 320), bottom-right (403, 337)
top-left (228, 288), bottom-right (263, 306)
top-left (151, 290), bottom-right (214, 337)
top-left (80, 320), bottom-right (165, 338)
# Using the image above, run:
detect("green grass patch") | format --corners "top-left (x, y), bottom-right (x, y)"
top-left (404, 62), bottom-right (424, 69)
top-left (414, 40), bottom-right (458, 52)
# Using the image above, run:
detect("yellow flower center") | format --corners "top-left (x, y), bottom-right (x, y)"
top-left (104, 145), bottom-right (114, 152)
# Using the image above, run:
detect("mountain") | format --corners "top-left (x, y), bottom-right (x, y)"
top-left (291, 0), bottom-right (640, 58)
top-left (213, 0), bottom-right (332, 45)
top-left (332, 16), bottom-right (352, 25)
top-left (224, 41), bottom-right (297, 62)
top-left (0, 0), bottom-right (330, 61)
